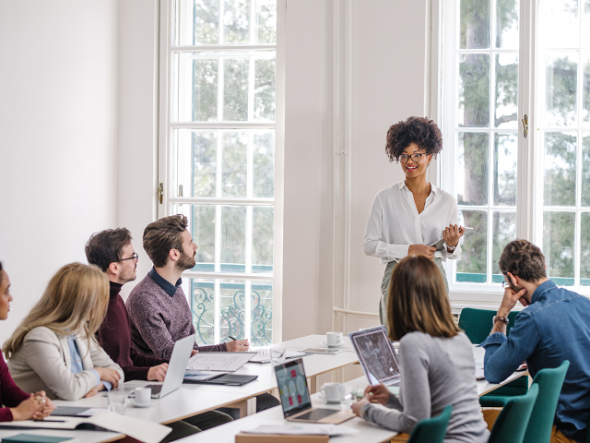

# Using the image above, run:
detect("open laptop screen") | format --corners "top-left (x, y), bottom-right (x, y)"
top-left (274, 358), bottom-right (311, 418)
top-left (349, 326), bottom-right (400, 386)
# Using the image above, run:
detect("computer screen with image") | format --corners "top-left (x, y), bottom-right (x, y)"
top-left (274, 359), bottom-right (311, 416)
top-left (350, 326), bottom-right (400, 386)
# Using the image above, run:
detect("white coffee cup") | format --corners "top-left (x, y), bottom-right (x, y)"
top-left (134, 387), bottom-right (151, 406)
top-left (321, 382), bottom-right (346, 403)
top-left (326, 332), bottom-right (343, 345)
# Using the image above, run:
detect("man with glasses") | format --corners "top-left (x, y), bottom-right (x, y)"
top-left (480, 239), bottom-right (590, 443)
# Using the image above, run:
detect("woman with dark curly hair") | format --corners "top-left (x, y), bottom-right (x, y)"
top-left (363, 116), bottom-right (465, 325)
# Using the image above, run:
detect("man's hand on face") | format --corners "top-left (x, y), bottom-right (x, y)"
top-left (498, 285), bottom-right (527, 318)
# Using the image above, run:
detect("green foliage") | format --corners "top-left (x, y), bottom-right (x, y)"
top-left (581, 213), bottom-right (590, 279)
top-left (544, 132), bottom-right (577, 206)
top-left (457, 211), bottom-right (488, 274)
top-left (253, 132), bottom-right (275, 197)
top-left (546, 56), bottom-right (578, 126)
top-left (193, 132), bottom-right (217, 197)
top-left (254, 58), bottom-right (276, 120)
top-left (221, 206), bottom-right (246, 264)
top-left (253, 207), bottom-right (273, 266)
top-left (224, 59), bottom-right (249, 121)
top-left (193, 59), bottom-right (218, 121)
top-left (543, 212), bottom-right (575, 278)
top-left (256, 0), bottom-right (277, 43)
top-left (460, 0), bottom-right (490, 49)
top-left (459, 54), bottom-right (490, 127)
top-left (222, 132), bottom-right (247, 197)
top-left (224, 0), bottom-right (250, 44)
top-left (193, 205), bottom-right (216, 264)
top-left (194, 0), bottom-right (220, 44)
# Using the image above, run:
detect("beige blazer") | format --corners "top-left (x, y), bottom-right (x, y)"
top-left (7, 326), bottom-right (124, 401)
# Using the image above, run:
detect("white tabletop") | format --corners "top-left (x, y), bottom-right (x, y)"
top-left (0, 429), bottom-right (120, 443)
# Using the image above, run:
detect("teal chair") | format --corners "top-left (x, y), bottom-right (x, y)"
top-left (458, 308), bottom-right (528, 407)
top-left (407, 405), bottom-right (452, 443)
top-left (522, 361), bottom-right (570, 443)
top-left (488, 384), bottom-right (539, 443)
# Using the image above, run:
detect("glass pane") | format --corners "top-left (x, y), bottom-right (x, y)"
top-left (582, 213), bottom-right (590, 285)
top-left (253, 131), bottom-right (275, 198)
top-left (175, 54), bottom-right (219, 122)
top-left (256, 0), bottom-right (277, 44)
top-left (193, 132), bottom-right (218, 197)
top-left (191, 279), bottom-right (215, 345)
top-left (219, 279), bottom-right (246, 340)
top-left (176, 0), bottom-right (220, 46)
top-left (193, 205), bottom-right (216, 268)
top-left (460, 0), bottom-right (490, 49)
top-left (495, 54), bottom-right (519, 128)
top-left (494, 133), bottom-right (517, 206)
top-left (252, 207), bottom-right (274, 272)
top-left (221, 206), bottom-right (246, 270)
top-left (583, 134), bottom-right (590, 206)
top-left (492, 212), bottom-right (517, 276)
top-left (224, 0), bottom-right (250, 44)
top-left (542, 0), bottom-right (579, 49)
top-left (544, 132), bottom-right (577, 206)
top-left (456, 210), bottom-right (488, 282)
top-left (223, 58), bottom-right (249, 121)
top-left (251, 281), bottom-right (273, 345)
top-left (543, 211), bottom-right (575, 280)
top-left (222, 132), bottom-right (247, 197)
top-left (254, 58), bottom-right (276, 121)
top-left (584, 0), bottom-right (590, 48)
top-left (545, 54), bottom-right (578, 127)
top-left (496, 0), bottom-right (519, 49)
top-left (583, 55), bottom-right (590, 124)
top-left (457, 132), bottom-right (489, 205)
top-left (459, 54), bottom-right (490, 127)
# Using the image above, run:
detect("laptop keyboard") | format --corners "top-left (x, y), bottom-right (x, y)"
top-left (296, 409), bottom-right (337, 421)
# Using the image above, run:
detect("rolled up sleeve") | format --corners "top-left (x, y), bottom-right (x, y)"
top-left (480, 312), bottom-right (539, 383)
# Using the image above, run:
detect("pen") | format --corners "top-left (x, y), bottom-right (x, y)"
top-left (460, 227), bottom-right (473, 231)
top-left (229, 335), bottom-right (237, 341)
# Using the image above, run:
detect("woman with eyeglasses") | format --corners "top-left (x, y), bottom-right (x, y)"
top-left (0, 262), bottom-right (56, 421)
top-left (4, 263), bottom-right (124, 400)
top-left (363, 116), bottom-right (465, 325)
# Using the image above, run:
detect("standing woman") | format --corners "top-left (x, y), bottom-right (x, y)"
top-left (0, 262), bottom-right (55, 421)
top-left (351, 256), bottom-right (489, 443)
top-left (363, 116), bottom-right (464, 325)
top-left (4, 263), bottom-right (124, 401)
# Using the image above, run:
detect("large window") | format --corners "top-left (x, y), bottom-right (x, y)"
top-left (439, 0), bottom-right (590, 298)
top-left (159, 0), bottom-right (283, 345)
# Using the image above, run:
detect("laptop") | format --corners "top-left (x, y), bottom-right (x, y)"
top-left (143, 334), bottom-right (195, 399)
top-left (274, 358), bottom-right (355, 424)
top-left (349, 326), bottom-right (401, 386)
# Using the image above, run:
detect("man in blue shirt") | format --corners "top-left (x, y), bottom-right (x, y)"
top-left (481, 239), bottom-right (590, 443)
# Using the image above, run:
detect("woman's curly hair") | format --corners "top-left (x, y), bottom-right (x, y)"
top-left (385, 116), bottom-right (443, 162)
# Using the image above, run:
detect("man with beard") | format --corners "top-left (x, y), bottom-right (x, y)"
top-left (127, 215), bottom-right (279, 412)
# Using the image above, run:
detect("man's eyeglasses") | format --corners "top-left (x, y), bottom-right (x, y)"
top-left (119, 253), bottom-right (139, 263)
top-left (400, 153), bottom-right (428, 163)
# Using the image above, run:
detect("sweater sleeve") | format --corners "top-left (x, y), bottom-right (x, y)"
top-left (196, 343), bottom-right (228, 352)
top-left (125, 348), bottom-right (168, 381)
top-left (360, 335), bottom-right (431, 433)
top-left (0, 354), bottom-right (29, 421)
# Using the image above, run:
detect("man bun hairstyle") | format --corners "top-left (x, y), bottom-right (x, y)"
top-left (143, 215), bottom-right (188, 268)
top-left (386, 116), bottom-right (443, 162)
top-left (499, 239), bottom-right (547, 283)
top-left (85, 228), bottom-right (133, 272)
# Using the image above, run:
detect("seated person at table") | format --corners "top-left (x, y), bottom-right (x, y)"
top-left (86, 228), bottom-right (233, 435)
top-left (480, 239), bottom-right (590, 443)
top-left (4, 263), bottom-right (124, 401)
top-left (127, 214), bottom-right (279, 412)
top-left (351, 255), bottom-right (489, 443)
top-left (0, 262), bottom-right (56, 421)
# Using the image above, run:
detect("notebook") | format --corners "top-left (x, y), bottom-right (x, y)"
top-left (1, 435), bottom-right (78, 443)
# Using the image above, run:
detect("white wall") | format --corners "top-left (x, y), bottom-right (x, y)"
top-left (117, 0), bottom-right (159, 299)
top-left (0, 0), bottom-right (118, 344)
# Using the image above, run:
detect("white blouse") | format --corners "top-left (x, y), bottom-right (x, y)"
top-left (363, 181), bottom-right (462, 264)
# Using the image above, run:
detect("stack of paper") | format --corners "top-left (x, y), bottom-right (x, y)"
top-left (242, 423), bottom-right (359, 436)
top-left (249, 348), bottom-right (306, 364)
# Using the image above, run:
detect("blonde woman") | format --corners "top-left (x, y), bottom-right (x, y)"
top-left (351, 255), bottom-right (488, 443)
top-left (4, 263), bottom-right (124, 401)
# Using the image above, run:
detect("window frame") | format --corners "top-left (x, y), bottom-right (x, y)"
top-left (157, 0), bottom-right (286, 343)
top-left (436, 0), bottom-right (590, 308)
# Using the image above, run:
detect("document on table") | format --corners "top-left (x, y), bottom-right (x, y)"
top-left (187, 351), bottom-right (256, 372)
top-left (249, 348), bottom-right (306, 363)
top-left (242, 424), bottom-right (359, 436)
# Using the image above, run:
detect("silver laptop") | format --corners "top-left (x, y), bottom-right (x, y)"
top-left (144, 334), bottom-right (195, 399)
top-left (274, 358), bottom-right (354, 424)
top-left (349, 326), bottom-right (401, 386)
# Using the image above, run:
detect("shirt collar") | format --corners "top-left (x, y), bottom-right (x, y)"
top-left (530, 279), bottom-right (557, 304)
top-left (397, 181), bottom-right (439, 196)
top-left (149, 267), bottom-right (182, 297)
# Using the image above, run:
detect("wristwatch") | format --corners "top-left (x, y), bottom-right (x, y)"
top-left (493, 316), bottom-right (509, 326)
top-left (445, 243), bottom-right (457, 252)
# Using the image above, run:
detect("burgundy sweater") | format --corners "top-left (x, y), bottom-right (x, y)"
top-left (96, 282), bottom-right (167, 381)
top-left (127, 269), bottom-right (227, 361)
top-left (0, 352), bottom-right (29, 421)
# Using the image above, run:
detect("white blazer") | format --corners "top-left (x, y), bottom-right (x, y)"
top-left (7, 326), bottom-right (124, 400)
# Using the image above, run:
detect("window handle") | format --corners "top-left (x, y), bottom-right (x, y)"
top-left (158, 183), bottom-right (163, 204)
top-left (521, 114), bottom-right (528, 139)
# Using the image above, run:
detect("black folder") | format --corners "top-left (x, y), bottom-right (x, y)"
top-left (183, 374), bottom-right (258, 386)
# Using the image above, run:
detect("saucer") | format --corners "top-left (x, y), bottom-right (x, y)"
top-left (130, 399), bottom-right (153, 408)
top-left (320, 341), bottom-right (344, 348)
top-left (318, 393), bottom-right (351, 404)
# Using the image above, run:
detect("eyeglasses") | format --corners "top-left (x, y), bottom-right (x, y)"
top-left (400, 153), bottom-right (428, 163)
top-left (119, 253), bottom-right (139, 263)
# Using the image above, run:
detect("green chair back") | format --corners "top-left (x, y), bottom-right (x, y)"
top-left (458, 308), bottom-right (519, 344)
top-left (407, 405), bottom-right (453, 443)
top-left (522, 360), bottom-right (570, 443)
top-left (488, 384), bottom-right (539, 443)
